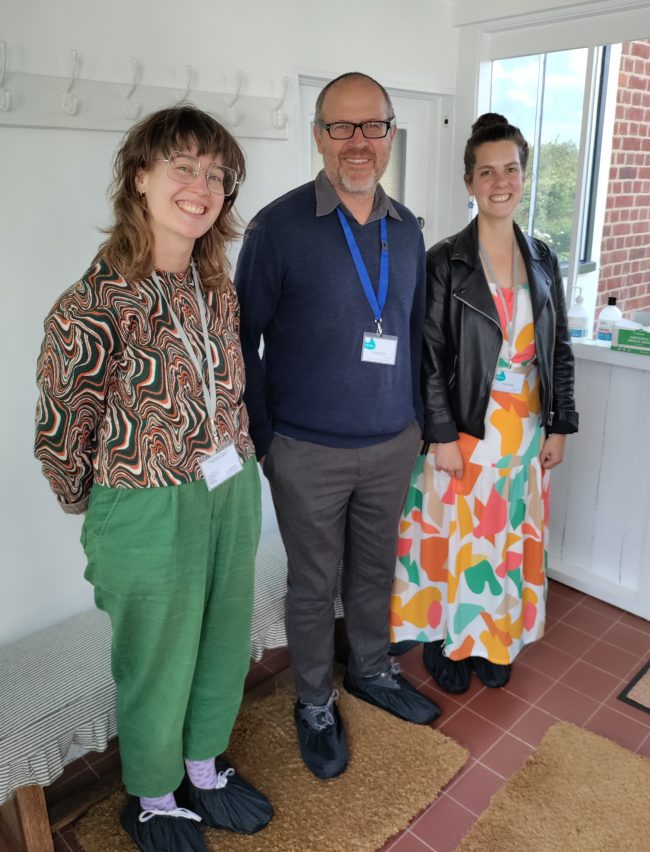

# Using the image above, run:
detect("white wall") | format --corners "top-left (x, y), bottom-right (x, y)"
top-left (0, 0), bottom-right (457, 645)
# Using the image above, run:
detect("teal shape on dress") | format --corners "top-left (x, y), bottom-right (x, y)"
top-left (509, 469), bottom-right (527, 529)
top-left (402, 482), bottom-right (423, 518)
top-left (416, 630), bottom-right (431, 642)
top-left (507, 568), bottom-right (523, 597)
top-left (465, 560), bottom-right (502, 595)
top-left (404, 558), bottom-right (422, 586)
top-left (496, 454), bottom-right (514, 469)
top-left (453, 603), bottom-right (485, 634)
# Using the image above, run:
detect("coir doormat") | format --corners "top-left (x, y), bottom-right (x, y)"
top-left (618, 660), bottom-right (650, 714)
top-left (457, 722), bottom-right (650, 852)
top-left (73, 675), bottom-right (468, 851)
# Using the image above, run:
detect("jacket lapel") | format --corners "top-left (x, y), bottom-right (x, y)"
top-left (515, 226), bottom-right (552, 322)
top-left (451, 220), bottom-right (501, 327)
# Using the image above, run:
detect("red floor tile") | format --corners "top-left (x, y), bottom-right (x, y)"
top-left (410, 794), bottom-right (477, 852)
top-left (509, 706), bottom-right (558, 746)
top-left (541, 621), bottom-right (596, 658)
top-left (516, 641), bottom-right (575, 680)
top-left (620, 612), bottom-right (650, 636)
top-left (397, 646), bottom-right (430, 685)
top-left (582, 641), bottom-right (642, 680)
top-left (545, 591), bottom-right (580, 624)
top-left (536, 681), bottom-right (600, 726)
top-left (635, 732), bottom-right (650, 758)
top-left (480, 732), bottom-right (534, 778)
top-left (560, 602), bottom-right (620, 637)
top-left (444, 761), bottom-right (505, 815)
top-left (547, 581), bottom-right (586, 603)
top-left (503, 661), bottom-right (555, 704)
top-left (416, 680), bottom-right (463, 720)
top-left (579, 595), bottom-right (626, 619)
top-left (439, 708), bottom-right (505, 759)
top-left (558, 660), bottom-right (621, 702)
top-left (466, 686), bottom-right (530, 729)
top-left (601, 622), bottom-right (650, 657)
top-left (584, 705), bottom-right (650, 752)
top-left (386, 830), bottom-right (435, 851)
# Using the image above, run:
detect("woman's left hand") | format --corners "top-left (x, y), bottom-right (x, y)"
top-left (540, 434), bottom-right (566, 469)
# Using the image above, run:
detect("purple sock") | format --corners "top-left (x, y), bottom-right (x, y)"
top-left (139, 792), bottom-right (177, 813)
top-left (185, 757), bottom-right (218, 789)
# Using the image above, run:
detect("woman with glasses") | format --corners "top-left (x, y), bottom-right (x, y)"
top-left (35, 106), bottom-right (273, 851)
top-left (390, 113), bottom-right (578, 694)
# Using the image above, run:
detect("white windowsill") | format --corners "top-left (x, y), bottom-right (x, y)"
top-left (572, 338), bottom-right (650, 372)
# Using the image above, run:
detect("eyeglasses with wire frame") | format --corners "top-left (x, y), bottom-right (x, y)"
top-left (318, 119), bottom-right (395, 140)
top-left (158, 153), bottom-right (239, 196)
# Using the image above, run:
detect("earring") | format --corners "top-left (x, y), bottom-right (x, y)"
top-left (467, 195), bottom-right (475, 210)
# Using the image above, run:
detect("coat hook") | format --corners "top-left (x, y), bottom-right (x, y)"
top-left (179, 64), bottom-right (192, 102)
top-left (60, 49), bottom-right (80, 115)
top-left (271, 77), bottom-right (290, 129)
top-left (0, 41), bottom-right (10, 112)
top-left (124, 58), bottom-right (141, 120)
top-left (225, 71), bottom-right (244, 126)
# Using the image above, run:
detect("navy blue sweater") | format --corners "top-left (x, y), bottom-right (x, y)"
top-left (235, 179), bottom-right (425, 458)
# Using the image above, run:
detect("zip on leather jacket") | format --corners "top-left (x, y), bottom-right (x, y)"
top-left (422, 217), bottom-right (579, 444)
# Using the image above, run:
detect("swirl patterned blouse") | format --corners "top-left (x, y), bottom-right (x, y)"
top-left (35, 259), bottom-right (255, 513)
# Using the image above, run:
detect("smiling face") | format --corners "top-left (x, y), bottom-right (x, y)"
top-left (465, 140), bottom-right (525, 223)
top-left (135, 145), bottom-right (225, 271)
top-left (314, 77), bottom-right (395, 199)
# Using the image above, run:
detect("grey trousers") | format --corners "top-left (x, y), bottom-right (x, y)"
top-left (264, 421), bottom-right (420, 704)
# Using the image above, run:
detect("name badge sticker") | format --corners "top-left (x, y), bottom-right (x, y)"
top-left (199, 443), bottom-right (243, 491)
top-left (361, 333), bottom-right (398, 365)
top-left (495, 369), bottom-right (526, 394)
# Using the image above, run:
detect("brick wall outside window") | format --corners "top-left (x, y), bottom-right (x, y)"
top-left (596, 39), bottom-right (650, 319)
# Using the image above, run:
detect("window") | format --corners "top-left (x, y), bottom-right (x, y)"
top-left (491, 39), bottom-right (650, 327)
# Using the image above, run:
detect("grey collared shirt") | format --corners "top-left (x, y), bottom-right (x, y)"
top-left (314, 169), bottom-right (402, 223)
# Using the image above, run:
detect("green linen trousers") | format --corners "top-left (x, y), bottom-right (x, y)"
top-left (81, 458), bottom-right (261, 796)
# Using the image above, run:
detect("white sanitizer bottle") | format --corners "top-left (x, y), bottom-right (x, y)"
top-left (568, 287), bottom-right (589, 339)
top-left (596, 296), bottom-right (622, 343)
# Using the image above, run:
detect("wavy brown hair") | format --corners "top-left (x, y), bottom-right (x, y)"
top-left (95, 105), bottom-right (246, 289)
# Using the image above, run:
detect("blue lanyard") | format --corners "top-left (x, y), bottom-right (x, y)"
top-left (337, 208), bottom-right (389, 335)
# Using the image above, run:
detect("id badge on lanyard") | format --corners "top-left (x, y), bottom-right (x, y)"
top-left (337, 209), bottom-right (398, 366)
top-left (151, 263), bottom-right (243, 490)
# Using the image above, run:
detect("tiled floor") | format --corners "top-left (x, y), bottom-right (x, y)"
top-left (379, 580), bottom-right (650, 852)
top-left (44, 584), bottom-right (650, 852)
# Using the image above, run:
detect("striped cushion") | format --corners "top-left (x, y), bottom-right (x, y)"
top-left (0, 532), bottom-right (343, 803)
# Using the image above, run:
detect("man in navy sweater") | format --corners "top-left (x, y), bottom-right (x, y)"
top-left (236, 72), bottom-right (440, 779)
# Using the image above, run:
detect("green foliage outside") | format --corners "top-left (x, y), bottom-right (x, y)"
top-left (517, 139), bottom-right (579, 262)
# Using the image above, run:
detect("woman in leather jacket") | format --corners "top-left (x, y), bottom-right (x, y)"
top-left (390, 114), bottom-right (578, 694)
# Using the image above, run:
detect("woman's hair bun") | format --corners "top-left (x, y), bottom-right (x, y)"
top-left (471, 113), bottom-right (509, 135)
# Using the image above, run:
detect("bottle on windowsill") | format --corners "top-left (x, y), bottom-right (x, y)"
top-left (596, 296), bottom-right (622, 344)
top-left (568, 286), bottom-right (589, 339)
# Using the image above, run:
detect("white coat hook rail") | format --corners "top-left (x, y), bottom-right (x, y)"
top-left (271, 77), bottom-right (290, 129)
top-left (0, 41), bottom-right (10, 111)
top-left (60, 49), bottom-right (80, 115)
top-left (225, 71), bottom-right (243, 126)
top-left (124, 58), bottom-right (141, 120)
top-left (179, 64), bottom-right (192, 102)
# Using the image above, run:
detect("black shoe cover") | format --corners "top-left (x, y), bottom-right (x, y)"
top-left (389, 639), bottom-right (420, 656)
top-left (294, 699), bottom-right (349, 780)
top-left (344, 666), bottom-right (440, 725)
top-left (120, 798), bottom-right (207, 852)
top-left (177, 760), bottom-right (273, 834)
top-left (471, 656), bottom-right (511, 688)
top-left (423, 641), bottom-right (471, 694)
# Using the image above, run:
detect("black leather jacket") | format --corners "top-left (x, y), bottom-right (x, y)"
top-left (422, 218), bottom-right (579, 443)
